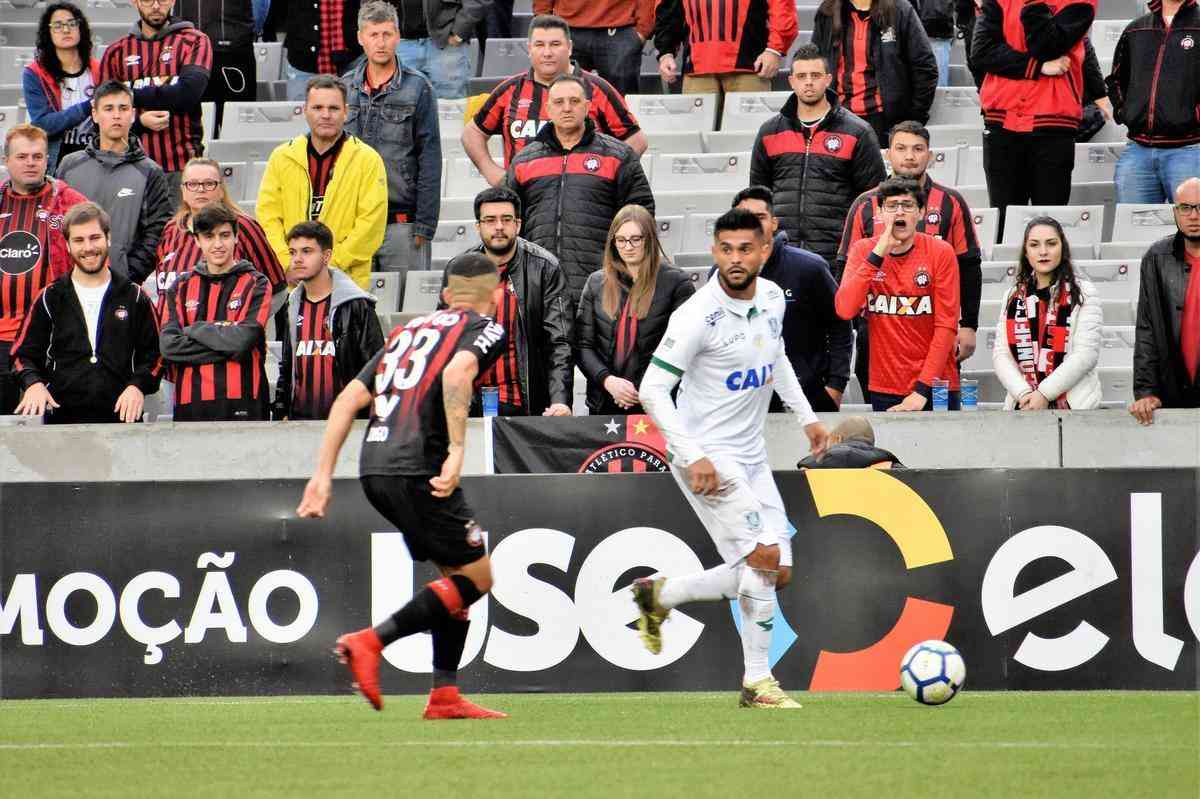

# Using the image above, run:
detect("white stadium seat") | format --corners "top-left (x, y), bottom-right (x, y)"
top-left (971, 207), bottom-right (999, 258)
top-left (437, 98), bottom-right (468, 140)
top-left (480, 38), bottom-right (528, 78)
top-left (654, 190), bottom-right (733, 217)
top-left (702, 130), bottom-right (757, 153)
top-left (656, 215), bottom-right (685, 256)
top-left (440, 196), bottom-right (475, 221)
top-left (1090, 19), bottom-right (1129, 61)
top-left (926, 124), bottom-right (984, 149)
top-left (956, 145), bottom-right (986, 187)
top-left (0, 47), bottom-right (33, 86)
top-left (1072, 143), bottom-right (1125, 184)
top-left (679, 265), bottom-right (712, 288)
top-left (925, 147), bottom-right (960, 186)
top-left (625, 94), bottom-right (718, 133)
top-left (1097, 326), bottom-right (1135, 368)
top-left (672, 252), bottom-right (713, 269)
top-left (1076, 258), bottom-right (1139, 284)
top-left (430, 220), bottom-right (480, 260)
top-left (651, 152), bottom-right (750, 192)
top-left (206, 139), bottom-right (282, 165)
top-left (1002, 204), bottom-right (1105, 256)
top-left (254, 42), bottom-right (284, 82)
top-left (369, 272), bottom-right (402, 312)
top-left (444, 158), bottom-right (491, 198)
top-left (218, 161), bottom-right (249, 202)
top-left (1098, 366), bottom-right (1134, 401)
top-left (1111, 203), bottom-right (1176, 242)
top-left (0, 105), bottom-right (17, 155)
top-left (682, 212), bottom-right (721, 252)
top-left (643, 130), bottom-right (704, 156)
top-left (927, 87), bottom-right (982, 126)
top-left (219, 101), bottom-right (307, 140)
top-left (401, 270), bottom-right (446, 314)
top-left (718, 91), bottom-right (790, 131)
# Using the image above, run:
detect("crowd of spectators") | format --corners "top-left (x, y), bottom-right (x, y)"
top-left (0, 0), bottom-right (1196, 428)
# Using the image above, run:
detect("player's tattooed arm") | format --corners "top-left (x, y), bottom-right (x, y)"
top-left (433, 351), bottom-right (482, 497)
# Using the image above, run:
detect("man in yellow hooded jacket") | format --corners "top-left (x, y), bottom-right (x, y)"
top-left (257, 75), bottom-right (388, 289)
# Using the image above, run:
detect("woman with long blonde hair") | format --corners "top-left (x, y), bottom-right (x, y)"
top-left (575, 205), bottom-right (696, 415)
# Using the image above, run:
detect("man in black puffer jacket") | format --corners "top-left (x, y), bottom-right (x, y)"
top-left (750, 44), bottom-right (886, 271)
top-left (505, 75), bottom-right (655, 310)
top-left (797, 416), bottom-right (904, 469)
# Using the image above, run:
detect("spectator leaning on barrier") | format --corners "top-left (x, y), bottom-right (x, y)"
top-left (1105, 0), bottom-right (1200, 205)
top-left (653, 0), bottom-right (797, 122)
top-left (98, 0), bottom-right (213, 205)
top-left (797, 415), bottom-right (904, 468)
top-left (274, 221), bottom-right (384, 421)
top-left (575, 204), bottom-right (695, 416)
top-left (750, 43), bottom-right (887, 270)
top-left (812, 0), bottom-right (939, 145)
top-left (835, 177), bottom-right (960, 411)
top-left (438, 187), bottom-right (573, 417)
top-left (383, 0), bottom-right (488, 101)
top-left (265, 0), bottom-right (363, 101)
top-left (970, 0), bottom-right (1095, 229)
top-left (343, 2), bottom-right (442, 282)
top-left (11, 202), bottom-right (162, 424)
top-left (1130, 177), bottom-right (1200, 424)
top-left (837, 120), bottom-right (982, 399)
top-left (154, 157), bottom-right (287, 308)
top-left (505, 74), bottom-right (655, 310)
top-left (175, 0), bottom-right (257, 134)
top-left (0, 125), bottom-right (90, 415)
top-left (463, 15), bottom-right (647, 184)
top-left (57, 81), bottom-right (172, 285)
top-left (159, 204), bottom-right (273, 421)
top-left (732, 186), bottom-right (853, 412)
top-left (22, 2), bottom-right (100, 173)
top-left (257, 75), bottom-right (389, 291)
top-left (533, 0), bottom-right (654, 96)
top-left (992, 215), bottom-right (1102, 410)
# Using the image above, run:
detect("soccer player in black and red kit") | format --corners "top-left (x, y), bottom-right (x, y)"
top-left (99, 0), bottom-right (212, 196)
top-left (298, 252), bottom-right (510, 720)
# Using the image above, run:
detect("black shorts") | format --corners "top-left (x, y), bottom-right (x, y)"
top-left (360, 475), bottom-right (487, 567)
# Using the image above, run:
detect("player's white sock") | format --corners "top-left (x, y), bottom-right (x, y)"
top-left (657, 564), bottom-right (738, 609)
top-left (737, 566), bottom-right (777, 684)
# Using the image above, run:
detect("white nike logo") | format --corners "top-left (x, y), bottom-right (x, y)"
top-left (116, 188), bottom-right (135, 198)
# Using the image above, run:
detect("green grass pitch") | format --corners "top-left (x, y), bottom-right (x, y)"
top-left (1, 691), bottom-right (1196, 798)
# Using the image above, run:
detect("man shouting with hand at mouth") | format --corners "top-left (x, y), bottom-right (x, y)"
top-left (835, 177), bottom-right (960, 412)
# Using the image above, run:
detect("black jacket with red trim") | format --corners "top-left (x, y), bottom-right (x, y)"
top-left (1105, 0), bottom-right (1200, 148)
top-left (971, 0), bottom-right (1096, 134)
top-left (505, 119), bottom-right (655, 307)
top-left (11, 270), bottom-right (162, 422)
top-left (653, 0), bottom-right (798, 75)
top-left (749, 91), bottom-right (887, 267)
top-left (812, 0), bottom-right (940, 127)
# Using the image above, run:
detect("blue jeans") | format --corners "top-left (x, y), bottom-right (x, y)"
top-left (1114, 141), bottom-right (1200, 204)
top-left (397, 38), bottom-right (471, 99)
top-left (930, 38), bottom-right (952, 88)
top-left (286, 63), bottom-right (318, 102)
top-left (252, 0), bottom-right (270, 35)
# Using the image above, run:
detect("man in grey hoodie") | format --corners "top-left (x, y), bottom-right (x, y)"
top-left (274, 221), bottom-right (385, 420)
top-left (57, 81), bottom-right (172, 285)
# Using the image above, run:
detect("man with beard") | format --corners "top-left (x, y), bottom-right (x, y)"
top-left (159, 204), bottom-right (272, 421)
top-left (1130, 177), bottom-right (1200, 424)
top-left (438, 187), bottom-right (572, 417)
top-left (98, 0), bottom-right (212, 203)
top-left (635, 207), bottom-right (829, 709)
top-left (11, 202), bottom-right (162, 424)
top-left (57, 81), bottom-right (173, 285)
top-left (837, 120), bottom-right (982, 401)
top-left (0, 124), bottom-right (89, 414)
top-left (749, 43), bottom-right (885, 272)
top-left (835, 177), bottom-right (960, 412)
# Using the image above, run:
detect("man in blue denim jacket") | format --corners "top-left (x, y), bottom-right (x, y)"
top-left (343, 1), bottom-right (443, 286)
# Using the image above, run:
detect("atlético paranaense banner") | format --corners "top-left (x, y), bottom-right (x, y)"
top-left (493, 414), bottom-right (671, 473)
top-left (0, 469), bottom-right (1197, 698)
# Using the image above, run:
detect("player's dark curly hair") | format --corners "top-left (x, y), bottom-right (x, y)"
top-left (35, 2), bottom-right (93, 83)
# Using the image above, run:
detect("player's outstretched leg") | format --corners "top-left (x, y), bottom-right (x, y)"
top-left (632, 564), bottom-right (740, 654)
top-left (735, 550), bottom-right (800, 709)
top-left (631, 576), bottom-right (670, 655)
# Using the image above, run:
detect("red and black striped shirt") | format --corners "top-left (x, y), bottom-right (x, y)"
top-left (0, 181), bottom-right (85, 341)
top-left (476, 268), bottom-right (523, 408)
top-left (99, 24), bottom-right (213, 173)
top-left (837, 10), bottom-right (883, 118)
top-left (154, 213), bottom-right (286, 308)
top-left (357, 309), bottom-right (507, 475)
top-left (473, 66), bottom-right (640, 166)
top-left (163, 265), bottom-right (272, 420)
top-left (291, 295), bottom-right (341, 419)
top-left (317, 0), bottom-right (347, 75)
top-left (307, 133), bottom-right (346, 220)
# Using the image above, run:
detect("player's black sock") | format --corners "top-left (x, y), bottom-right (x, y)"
top-left (432, 616), bottom-right (470, 688)
top-left (373, 575), bottom-right (484, 646)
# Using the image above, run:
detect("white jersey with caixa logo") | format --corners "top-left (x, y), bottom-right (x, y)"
top-left (645, 276), bottom-right (818, 466)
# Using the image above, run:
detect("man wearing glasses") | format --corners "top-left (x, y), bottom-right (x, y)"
top-left (99, 0), bottom-right (212, 206)
top-left (835, 177), bottom-right (960, 412)
top-left (1130, 178), bottom-right (1200, 424)
top-left (437, 186), bottom-right (573, 417)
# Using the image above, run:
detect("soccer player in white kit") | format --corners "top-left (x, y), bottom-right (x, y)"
top-left (636, 207), bottom-right (830, 709)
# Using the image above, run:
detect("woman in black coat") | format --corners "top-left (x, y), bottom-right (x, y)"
top-left (575, 205), bottom-right (696, 416)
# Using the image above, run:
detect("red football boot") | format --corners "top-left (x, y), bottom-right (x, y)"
top-left (334, 628), bottom-right (384, 711)
top-left (422, 686), bottom-right (509, 720)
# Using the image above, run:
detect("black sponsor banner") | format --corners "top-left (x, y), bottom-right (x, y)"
top-left (0, 470), bottom-right (1197, 699)
top-left (492, 415), bottom-right (671, 474)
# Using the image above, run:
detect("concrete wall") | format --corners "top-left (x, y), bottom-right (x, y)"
top-left (2, 409), bottom-right (1196, 482)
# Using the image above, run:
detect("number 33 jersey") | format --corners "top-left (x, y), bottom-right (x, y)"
top-left (356, 310), bottom-right (506, 476)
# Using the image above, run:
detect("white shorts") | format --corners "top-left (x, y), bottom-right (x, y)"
top-left (670, 456), bottom-right (795, 567)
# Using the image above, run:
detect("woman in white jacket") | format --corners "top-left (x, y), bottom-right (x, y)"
top-left (992, 216), bottom-right (1104, 410)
